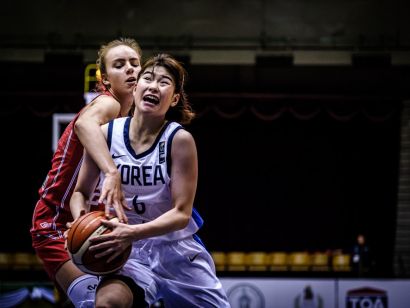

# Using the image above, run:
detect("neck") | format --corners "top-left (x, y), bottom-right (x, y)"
top-left (131, 116), bottom-right (166, 140)
top-left (108, 88), bottom-right (120, 101)
top-left (108, 89), bottom-right (134, 117)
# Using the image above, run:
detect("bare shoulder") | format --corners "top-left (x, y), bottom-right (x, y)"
top-left (92, 94), bottom-right (120, 108)
top-left (172, 129), bottom-right (197, 159)
top-left (80, 94), bottom-right (120, 122)
top-left (173, 129), bottom-right (195, 146)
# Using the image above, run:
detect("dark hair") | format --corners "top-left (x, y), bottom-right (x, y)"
top-left (138, 53), bottom-right (195, 125)
top-left (96, 37), bottom-right (142, 92)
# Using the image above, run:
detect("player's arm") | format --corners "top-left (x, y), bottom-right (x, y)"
top-left (132, 129), bottom-right (197, 237)
top-left (74, 95), bottom-right (129, 222)
top-left (70, 150), bottom-right (101, 221)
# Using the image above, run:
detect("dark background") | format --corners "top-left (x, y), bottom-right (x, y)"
top-left (1, 0), bottom-right (410, 278)
top-left (0, 62), bottom-right (405, 278)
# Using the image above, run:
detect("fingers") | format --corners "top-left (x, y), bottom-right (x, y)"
top-left (113, 201), bottom-right (128, 224)
top-left (100, 188), bottom-right (129, 223)
top-left (89, 240), bottom-right (126, 263)
top-left (64, 220), bottom-right (74, 249)
top-left (107, 250), bottom-right (122, 263)
top-left (100, 190), bottom-right (113, 214)
top-left (100, 218), bottom-right (115, 228)
top-left (99, 178), bottom-right (117, 206)
top-left (95, 247), bottom-right (116, 259)
top-left (106, 193), bottom-right (114, 212)
top-left (103, 201), bottom-right (127, 223)
top-left (63, 231), bottom-right (68, 249)
top-left (89, 234), bottom-right (113, 245)
top-left (120, 192), bottom-right (131, 210)
top-left (87, 220), bottom-right (128, 261)
top-left (89, 235), bottom-right (116, 258)
top-left (103, 204), bottom-right (111, 220)
top-left (98, 189), bottom-right (108, 206)
top-left (92, 247), bottom-right (121, 262)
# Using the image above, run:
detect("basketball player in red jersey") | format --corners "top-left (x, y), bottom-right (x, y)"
top-left (31, 38), bottom-right (142, 308)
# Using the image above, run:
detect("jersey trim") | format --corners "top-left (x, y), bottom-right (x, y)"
top-left (107, 120), bottom-right (114, 149)
top-left (124, 118), bottom-right (173, 159)
top-left (192, 208), bottom-right (204, 229)
top-left (166, 126), bottom-right (183, 176)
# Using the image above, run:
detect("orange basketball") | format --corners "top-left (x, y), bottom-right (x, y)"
top-left (67, 211), bottom-right (131, 275)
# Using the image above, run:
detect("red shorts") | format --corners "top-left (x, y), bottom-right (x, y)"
top-left (32, 235), bottom-right (70, 281)
top-left (31, 199), bottom-right (72, 281)
top-left (31, 198), bottom-right (103, 280)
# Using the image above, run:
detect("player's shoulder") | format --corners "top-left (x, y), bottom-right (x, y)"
top-left (172, 127), bottom-right (195, 145)
top-left (93, 93), bottom-right (119, 105)
top-left (85, 94), bottom-right (121, 115)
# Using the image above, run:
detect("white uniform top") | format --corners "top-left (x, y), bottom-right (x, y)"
top-left (99, 117), bottom-right (230, 307)
top-left (103, 117), bottom-right (203, 242)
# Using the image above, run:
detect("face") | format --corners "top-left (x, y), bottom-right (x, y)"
top-left (103, 45), bottom-right (141, 95)
top-left (134, 65), bottom-right (180, 116)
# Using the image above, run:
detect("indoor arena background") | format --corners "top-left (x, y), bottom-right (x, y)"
top-left (1, 0), bottom-right (410, 307)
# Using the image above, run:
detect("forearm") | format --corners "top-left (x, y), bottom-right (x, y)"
top-left (75, 120), bottom-right (117, 176)
top-left (70, 191), bottom-right (91, 220)
top-left (132, 207), bottom-right (191, 241)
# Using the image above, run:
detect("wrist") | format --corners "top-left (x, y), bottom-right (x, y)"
top-left (105, 168), bottom-right (120, 177)
top-left (132, 224), bottom-right (144, 241)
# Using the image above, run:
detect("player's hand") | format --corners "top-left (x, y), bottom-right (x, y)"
top-left (99, 171), bottom-right (130, 223)
top-left (64, 210), bottom-right (86, 249)
top-left (89, 219), bottom-right (133, 263)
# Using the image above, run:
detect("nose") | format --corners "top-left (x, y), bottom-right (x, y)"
top-left (148, 80), bottom-right (159, 92)
top-left (126, 64), bottom-right (134, 74)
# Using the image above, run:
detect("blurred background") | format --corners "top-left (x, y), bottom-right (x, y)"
top-left (1, 0), bottom-right (410, 306)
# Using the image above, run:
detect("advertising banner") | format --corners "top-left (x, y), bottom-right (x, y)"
top-left (221, 278), bottom-right (335, 308)
top-left (221, 278), bottom-right (410, 308)
top-left (338, 279), bottom-right (410, 308)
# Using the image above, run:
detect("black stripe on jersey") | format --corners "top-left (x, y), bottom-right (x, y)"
top-left (166, 125), bottom-right (183, 176)
top-left (107, 119), bottom-right (114, 149)
top-left (124, 117), bottom-right (131, 155)
top-left (124, 119), bottom-right (173, 159)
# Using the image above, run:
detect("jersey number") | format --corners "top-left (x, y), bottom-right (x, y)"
top-left (132, 195), bottom-right (146, 214)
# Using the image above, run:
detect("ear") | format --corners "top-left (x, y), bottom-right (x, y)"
top-left (171, 93), bottom-right (180, 107)
top-left (102, 74), bottom-right (110, 86)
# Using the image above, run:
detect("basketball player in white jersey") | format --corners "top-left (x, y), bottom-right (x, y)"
top-left (70, 54), bottom-right (230, 307)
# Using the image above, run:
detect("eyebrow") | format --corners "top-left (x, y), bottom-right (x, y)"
top-left (142, 71), bottom-right (173, 82)
top-left (113, 57), bottom-right (140, 62)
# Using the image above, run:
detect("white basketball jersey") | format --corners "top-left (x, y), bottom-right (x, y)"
top-left (103, 117), bottom-right (203, 241)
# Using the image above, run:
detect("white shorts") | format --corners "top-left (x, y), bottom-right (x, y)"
top-left (115, 236), bottom-right (230, 307)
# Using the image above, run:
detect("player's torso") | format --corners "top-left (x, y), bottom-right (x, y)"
top-left (107, 117), bottom-right (181, 224)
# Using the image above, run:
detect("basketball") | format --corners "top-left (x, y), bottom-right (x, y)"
top-left (67, 211), bottom-right (132, 275)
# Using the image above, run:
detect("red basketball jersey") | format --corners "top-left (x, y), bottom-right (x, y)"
top-left (31, 93), bottom-right (108, 241)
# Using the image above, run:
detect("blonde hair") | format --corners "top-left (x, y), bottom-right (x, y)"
top-left (95, 38), bottom-right (142, 92)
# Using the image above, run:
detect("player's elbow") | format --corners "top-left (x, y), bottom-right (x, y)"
top-left (175, 209), bottom-right (191, 229)
top-left (74, 118), bottom-right (86, 135)
top-left (72, 188), bottom-right (89, 200)
top-left (73, 181), bottom-right (94, 199)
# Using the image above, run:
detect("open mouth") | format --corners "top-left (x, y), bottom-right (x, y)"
top-left (126, 77), bottom-right (137, 83)
top-left (143, 94), bottom-right (160, 105)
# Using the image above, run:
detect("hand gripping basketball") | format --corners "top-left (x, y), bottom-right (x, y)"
top-left (67, 211), bottom-right (131, 275)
